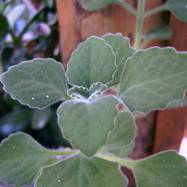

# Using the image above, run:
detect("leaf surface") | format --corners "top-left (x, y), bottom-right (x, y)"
top-left (101, 111), bottom-right (135, 157)
top-left (0, 132), bottom-right (51, 187)
top-left (66, 36), bottom-right (116, 88)
top-left (166, 0), bottom-right (187, 22)
top-left (119, 47), bottom-right (187, 113)
top-left (130, 151), bottom-right (187, 187)
top-left (0, 58), bottom-right (67, 109)
top-left (103, 33), bottom-right (134, 85)
top-left (36, 156), bottom-right (126, 187)
top-left (57, 96), bottom-right (118, 157)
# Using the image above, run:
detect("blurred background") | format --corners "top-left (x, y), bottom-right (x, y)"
top-left (0, 0), bottom-right (187, 163)
top-left (0, 0), bottom-right (70, 150)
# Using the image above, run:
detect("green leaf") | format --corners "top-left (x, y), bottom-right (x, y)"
top-left (0, 132), bottom-right (52, 187)
top-left (101, 111), bottom-right (135, 157)
top-left (78, 0), bottom-right (116, 11)
top-left (57, 95), bottom-right (118, 157)
top-left (66, 36), bottom-right (116, 88)
top-left (165, 0), bottom-right (187, 22)
top-left (89, 82), bottom-right (108, 98)
top-left (31, 108), bottom-right (52, 130)
top-left (36, 155), bottom-right (126, 187)
top-left (102, 33), bottom-right (135, 85)
top-left (167, 98), bottom-right (187, 108)
top-left (119, 47), bottom-right (187, 113)
top-left (144, 25), bottom-right (172, 42)
top-left (67, 86), bottom-right (90, 99)
top-left (0, 14), bottom-right (9, 40)
top-left (130, 151), bottom-right (187, 187)
top-left (0, 58), bottom-right (67, 109)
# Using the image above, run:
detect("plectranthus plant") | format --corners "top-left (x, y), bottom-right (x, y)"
top-left (0, 0), bottom-right (187, 187)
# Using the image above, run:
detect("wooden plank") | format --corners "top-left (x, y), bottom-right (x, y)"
top-left (153, 15), bottom-right (187, 153)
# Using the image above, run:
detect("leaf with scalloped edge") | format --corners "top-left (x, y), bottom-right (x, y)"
top-left (0, 58), bottom-right (67, 109)
top-left (35, 155), bottom-right (126, 187)
top-left (102, 33), bottom-right (134, 85)
top-left (130, 151), bottom-right (187, 187)
top-left (57, 95), bottom-right (118, 157)
top-left (119, 47), bottom-right (187, 113)
top-left (66, 36), bottom-right (116, 88)
top-left (0, 132), bottom-right (52, 187)
top-left (101, 111), bottom-right (135, 157)
top-left (165, 0), bottom-right (187, 22)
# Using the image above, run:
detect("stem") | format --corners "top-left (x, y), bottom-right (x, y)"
top-left (134, 0), bottom-right (146, 49)
top-left (96, 153), bottom-right (135, 169)
top-left (144, 4), bottom-right (167, 18)
top-left (116, 0), bottom-right (136, 16)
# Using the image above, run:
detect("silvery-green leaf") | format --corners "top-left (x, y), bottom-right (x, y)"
top-left (102, 33), bottom-right (134, 85)
top-left (0, 132), bottom-right (52, 187)
top-left (68, 86), bottom-right (89, 99)
top-left (89, 82), bottom-right (108, 97)
top-left (78, 0), bottom-right (116, 11)
top-left (119, 47), bottom-right (187, 113)
top-left (167, 98), bottom-right (187, 108)
top-left (165, 0), bottom-right (187, 22)
top-left (101, 111), bottom-right (135, 157)
top-left (66, 36), bottom-right (116, 88)
top-left (36, 156), bottom-right (126, 187)
top-left (0, 58), bottom-right (67, 109)
top-left (130, 151), bottom-right (187, 187)
top-left (57, 96), bottom-right (118, 157)
top-left (144, 25), bottom-right (172, 42)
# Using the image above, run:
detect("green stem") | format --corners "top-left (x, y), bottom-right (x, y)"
top-left (96, 153), bottom-right (135, 169)
top-left (116, 0), bottom-right (136, 15)
top-left (144, 4), bottom-right (167, 18)
top-left (134, 0), bottom-right (146, 49)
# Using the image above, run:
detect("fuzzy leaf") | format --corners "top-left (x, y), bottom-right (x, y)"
top-left (101, 111), bottom-right (135, 157)
top-left (102, 33), bottom-right (134, 85)
top-left (166, 0), bottom-right (187, 22)
top-left (130, 151), bottom-right (187, 187)
top-left (119, 47), bottom-right (187, 113)
top-left (36, 156), bottom-right (126, 187)
top-left (0, 58), bottom-right (67, 109)
top-left (78, 0), bottom-right (116, 11)
top-left (66, 36), bottom-right (116, 88)
top-left (0, 132), bottom-right (52, 187)
top-left (57, 96), bottom-right (118, 157)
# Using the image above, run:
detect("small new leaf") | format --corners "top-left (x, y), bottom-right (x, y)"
top-left (57, 95), bottom-right (118, 157)
top-left (66, 36), bottom-right (116, 88)
top-left (130, 151), bottom-right (187, 187)
top-left (0, 58), bottom-right (67, 109)
top-left (101, 111), bottom-right (135, 157)
top-left (165, 0), bottom-right (187, 22)
top-left (0, 132), bottom-right (52, 187)
top-left (119, 47), bottom-right (187, 113)
top-left (36, 156), bottom-right (126, 187)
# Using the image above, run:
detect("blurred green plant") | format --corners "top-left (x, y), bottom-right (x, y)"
top-left (0, 0), bottom-right (68, 148)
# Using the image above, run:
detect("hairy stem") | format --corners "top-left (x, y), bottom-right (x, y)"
top-left (134, 0), bottom-right (146, 48)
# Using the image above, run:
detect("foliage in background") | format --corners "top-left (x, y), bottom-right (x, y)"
top-left (0, 0), bottom-right (69, 148)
